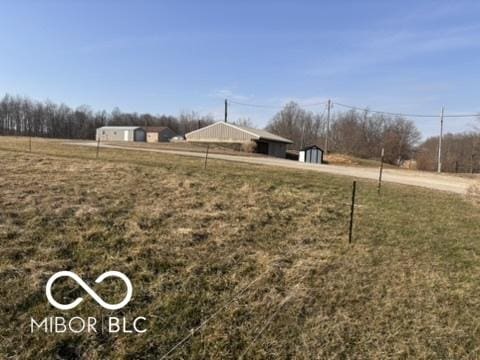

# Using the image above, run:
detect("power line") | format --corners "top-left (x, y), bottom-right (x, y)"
top-left (333, 102), bottom-right (479, 118)
top-left (228, 100), bottom-right (282, 109)
top-left (228, 99), bottom-right (327, 109)
top-left (229, 99), bottom-right (479, 118)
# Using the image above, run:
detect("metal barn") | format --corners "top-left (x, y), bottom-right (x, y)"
top-left (185, 122), bottom-right (292, 158)
top-left (299, 145), bottom-right (324, 164)
top-left (96, 126), bottom-right (146, 142)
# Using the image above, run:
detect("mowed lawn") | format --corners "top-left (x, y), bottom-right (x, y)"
top-left (1, 136), bottom-right (480, 359)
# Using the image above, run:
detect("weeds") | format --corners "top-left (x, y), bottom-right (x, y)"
top-left (1, 137), bottom-right (480, 358)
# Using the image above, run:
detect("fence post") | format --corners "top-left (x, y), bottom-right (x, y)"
top-left (349, 181), bottom-right (357, 244)
top-left (96, 137), bottom-right (100, 159)
top-left (204, 144), bottom-right (210, 169)
top-left (29, 135), bottom-right (32, 153)
top-left (377, 147), bottom-right (384, 194)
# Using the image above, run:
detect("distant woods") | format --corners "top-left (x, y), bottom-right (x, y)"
top-left (267, 101), bottom-right (421, 165)
top-left (1, 94), bottom-right (479, 171)
top-left (417, 132), bottom-right (480, 173)
top-left (0, 94), bottom-right (214, 140)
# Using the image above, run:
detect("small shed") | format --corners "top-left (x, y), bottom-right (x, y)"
top-left (299, 145), bottom-right (324, 164)
top-left (144, 127), bottom-right (177, 143)
top-left (96, 126), bottom-right (146, 142)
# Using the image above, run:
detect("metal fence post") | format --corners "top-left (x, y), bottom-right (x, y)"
top-left (349, 181), bottom-right (357, 244)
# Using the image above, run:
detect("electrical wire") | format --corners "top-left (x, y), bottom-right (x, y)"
top-left (228, 99), bottom-right (327, 109)
top-left (227, 98), bottom-right (480, 118)
top-left (227, 100), bottom-right (283, 109)
top-left (333, 102), bottom-right (479, 118)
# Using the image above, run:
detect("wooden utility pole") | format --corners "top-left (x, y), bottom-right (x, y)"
top-left (437, 106), bottom-right (445, 173)
top-left (324, 99), bottom-right (332, 157)
top-left (348, 181), bottom-right (357, 244)
top-left (224, 99), bottom-right (228, 123)
top-left (378, 147), bottom-right (385, 194)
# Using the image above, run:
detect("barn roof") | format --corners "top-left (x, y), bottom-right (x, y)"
top-left (97, 126), bottom-right (143, 130)
top-left (233, 124), bottom-right (293, 143)
top-left (144, 126), bottom-right (174, 133)
top-left (186, 122), bottom-right (293, 144)
top-left (301, 145), bottom-right (324, 151)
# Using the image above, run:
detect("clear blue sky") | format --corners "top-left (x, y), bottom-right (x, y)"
top-left (1, 0), bottom-right (480, 137)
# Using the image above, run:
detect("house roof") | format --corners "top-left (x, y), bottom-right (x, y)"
top-left (301, 145), bottom-right (324, 151)
top-left (232, 123), bottom-right (293, 143)
top-left (144, 126), bottom-right (174, 133)
top-left (186, 122), bottom-right (293, 144)
top-left (97, 126), bottom-right (142, 130)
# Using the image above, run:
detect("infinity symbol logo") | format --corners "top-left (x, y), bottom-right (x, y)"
top-left (46, 271), bottom-right (133, 310)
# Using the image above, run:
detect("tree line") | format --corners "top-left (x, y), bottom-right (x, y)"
top-left (0, 94), bottom-right (214, 140)
top-left (416, 132), bottom-right (480, 173)
top-left (266, 102), bottom-right (421, 164)
top-left (2, 93), bottom-right (478, 171)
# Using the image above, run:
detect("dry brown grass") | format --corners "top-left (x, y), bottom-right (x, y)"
top-left (1, 136), bottom-right (480, 359)
top-left (466, 183), bottom-right (480, 207)
top-left (325, 153), bottom-right (397, 169)
top-left (99, 139), bottom-right (264, 157)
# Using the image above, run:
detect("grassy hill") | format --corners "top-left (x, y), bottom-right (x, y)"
top-left (1, 136), bottom-right (480, 359)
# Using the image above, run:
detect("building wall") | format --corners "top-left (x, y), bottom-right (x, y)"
top-left (304, 148), bottom-right (323, 163)
top-left (186, 122), bottom-right (255, 142)
top-left (158, 128), bottom-right (177, 142)
top-left (134, 129), bottom-right (146, 142)
top-left (146, 132), bottom-right (159, 143)
top-left (299, 151), bottom-right (305, 162)
top-left (267, 142), bottom-right (287, 158)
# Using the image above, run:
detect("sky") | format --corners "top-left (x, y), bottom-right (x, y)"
top-left (1, 0), bottom-right (480, 138)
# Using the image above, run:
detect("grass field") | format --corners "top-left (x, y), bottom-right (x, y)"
top-left (1, 136), bottom-right (480, 359)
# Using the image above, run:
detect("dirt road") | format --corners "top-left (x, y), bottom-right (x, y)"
top-left (70, 142), bottom-right (477, 194)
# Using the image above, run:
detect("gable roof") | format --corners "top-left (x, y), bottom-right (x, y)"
top-left (185, 122), bottom-right (293, 144)
top-left (97, 126), bottom-right (143, 130)
top-left (144, 126), bottom-right (175, 133)
top-left (301, 145), bottom-right (324, 151)
top-left (232, 123), bottom-right (293, 143)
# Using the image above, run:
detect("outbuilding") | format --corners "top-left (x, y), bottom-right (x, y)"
top-left (96, 126), bottom-right (146, 142)
top-left (299, 145), bottom-right (324, 164)
top-left (144, 127), bottom-right (177, 143)
top-left (185, 122), bottom-right (292, 158)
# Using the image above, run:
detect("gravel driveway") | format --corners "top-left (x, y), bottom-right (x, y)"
top-left (70, 142), bottom-right (477, 194)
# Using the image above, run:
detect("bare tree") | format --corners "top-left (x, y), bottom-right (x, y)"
top-left (266, 102), bottom-right (325, 150)
top-left (0, 93), bottom-right (215, 140)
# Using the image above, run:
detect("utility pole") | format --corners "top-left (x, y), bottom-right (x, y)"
top-left (224, 99), bottom-right (228, 123)
top-left (437, 106), bottom-right (445, 173)
top-left (324, 99), bottom-right (332, 157)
